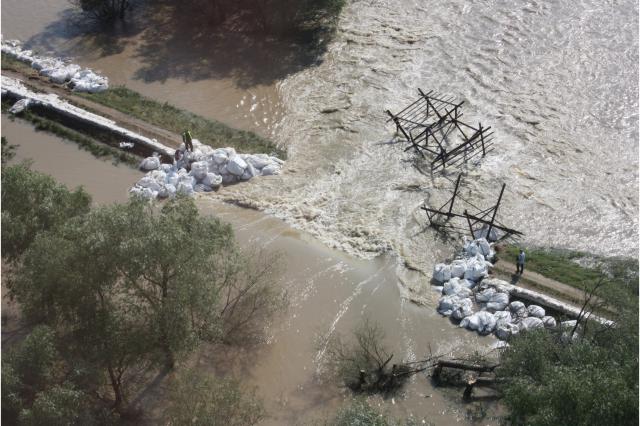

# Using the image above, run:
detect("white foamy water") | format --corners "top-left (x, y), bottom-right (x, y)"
top-left (223, 0), bottom-right (639, 273)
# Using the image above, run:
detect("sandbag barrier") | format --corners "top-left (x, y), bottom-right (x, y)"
top-left (432, 238), bottom-right (610, 342)
top-left (1, 76), bottom-right (174, 159)
top-left (130, 140), bottom-right (284, 199)
top-left (2, 39), bottom-right (109, 93)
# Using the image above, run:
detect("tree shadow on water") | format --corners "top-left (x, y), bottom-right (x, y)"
top-left (23, 2), bottom-right (330, 89)
top-left (23, 7), bottom-right (144, 60)
top-left (131, 3), bottom-right (328, 88)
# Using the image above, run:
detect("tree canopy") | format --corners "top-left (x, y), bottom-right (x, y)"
top-left (1, 164), bottom-right (91, 261)
top-left (497, 274), bottom-right (639, 425)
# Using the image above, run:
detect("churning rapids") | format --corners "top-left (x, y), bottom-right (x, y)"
top-left (232, 0), bottom-right (639, 273)
top-left (3, 0), bottom-right (638, 276)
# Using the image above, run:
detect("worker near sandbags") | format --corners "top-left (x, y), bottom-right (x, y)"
top-left (182, 129), bottom-right (193, 152)
top-left (516, 249), bottom-right (526, 275)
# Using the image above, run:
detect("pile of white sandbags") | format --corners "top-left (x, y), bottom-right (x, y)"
top-left (2, 39), bottom-right (108, 93)
top-left (130, 140), bottom-right (284, 200)
top-left (433, 240), bottom-right (561, 341)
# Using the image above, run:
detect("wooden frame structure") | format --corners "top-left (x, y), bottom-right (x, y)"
top-left (386, 89), bottom-right (494, 171)
top-left (421, 174), bottom-right (523, 241)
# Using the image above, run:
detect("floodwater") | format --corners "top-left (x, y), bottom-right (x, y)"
top-left (2, 115), bottom-right (141, 204)
top-left (1, 117), bottom-right (500, 424)
top-left (2, 0), bottom-right (637, 271)
top-left (2, 0), bottom-right (638, 422)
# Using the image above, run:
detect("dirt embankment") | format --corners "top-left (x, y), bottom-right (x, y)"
top-left (3, 68), bottom-right (181, 152)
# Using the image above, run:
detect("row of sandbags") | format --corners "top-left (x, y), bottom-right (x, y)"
top-left (433, 239), bottom-right (569, 341)
top-left (433, 237), bottom-right (495, 283)
top-left (131, 140), bottom-right (284, 199)
top-left (437, 276), bottom-right (568, 340)
top-left (2, 39), bottom-right (108, 93)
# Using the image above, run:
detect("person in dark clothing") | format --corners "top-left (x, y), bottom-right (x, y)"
top-left (174, 149), bottom-right (183, 164)
top-left (182, 129), bottom-right (193, 152)
top-left (516, 249), bottom-right (526, 274)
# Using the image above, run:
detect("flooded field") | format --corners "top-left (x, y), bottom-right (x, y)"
top-left (2, 115), bottom-right (499, 424)
top-left (2, 0), bottom-right (638, 422)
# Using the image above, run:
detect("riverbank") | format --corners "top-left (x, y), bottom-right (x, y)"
top-left (1, 56), bottom-right (285, 159)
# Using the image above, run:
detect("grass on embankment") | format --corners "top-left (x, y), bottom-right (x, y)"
top-left (499, 245), bottom-right (638, 293)
top-left (2, 100), bottom-right (139, 167)
top-left (2, 52), bottom-right (285, 159)
top-left (1, 52), bottom-right (36, 75)
top-left (77, 87), bottom-right (287, 159)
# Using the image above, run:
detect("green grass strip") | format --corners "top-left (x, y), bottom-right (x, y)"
top-left (78, 86), bottom-right (286, 159)
top-left (501, 245), bottom-right (638, 292)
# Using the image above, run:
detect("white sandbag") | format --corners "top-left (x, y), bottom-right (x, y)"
top-left (49, 64), bottom-right (81, 84)
top-left (136, 176), bottom-right (162, 192)
top-left (202, 173), bottom-right (222, 189)
top-left (129, 186), bottom-right (157, 200)
top-left (509, 301), bottom-right (528, 319)
top-left (520, 317), bottom-right (544, 331)
top-left (139, 156), bottom-right (161, 171)
top-left (464, 240), bottom-right (479, 256)
top-left (527, 305), bottom-right (546, 318)
top-left (495, 322), bottom-right (519, 340)
top-left (451, 298), bottom-right (474, 321)
top-left (450, 260), bottom-right (466, 278)
top-left (240, 163), bottom-right (258, 181)
top-left (437, 295), bottom-right (459, 316)
top-left (269, 156), bottom-right (285, 165)
top-left (461, 311), bottom-right (497, 335)
top-left (212, 149), bottom-right (228, 165)
top-left (560, 320), bottom-right (577, 329)
top-left (176, 181), bottom-right (194, 195)
top-left (542, 316), bottom-right (557, 328)
top-left (493, 310), bottom-right (513, 326)
top-left (486, 292), bottom-right (509, 312)
top-left (476, 238), bottom-right (492, 257)
top-left (9, 98), bottom-right (30, 114)
top-left (443, 279), bottom-right (472, 298)
top-left (475, 287), bottom-right (496, 303)
top-left (223, 147), bottom-right (237, 157)
top-left (227, 155), bottom-right (247, 176)
top-left (509, 301), bottom-right (525, 312)
top-left (245, 154), bottom-right (271, 169)
top-left (464, 260), bottom-right (487, 281)
top-left (190, 161), bottom-right (208, 181)
top-left (433, 263), bottom-right (451, 284)
top-left (261, 164), bottom-right (280, 176)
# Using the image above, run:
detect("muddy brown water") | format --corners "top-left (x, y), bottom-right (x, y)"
top-left (1, 116), bottom-right (500, 423)
top-left (1, 0), bottom-right (289, 139)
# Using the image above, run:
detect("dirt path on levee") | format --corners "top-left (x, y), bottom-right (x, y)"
top-left (2, 68), bottom-right (181, 150)
top-left (490, 259), bottom-right (604, 309)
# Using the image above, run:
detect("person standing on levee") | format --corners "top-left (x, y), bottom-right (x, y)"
top-left (516, 249), bottom-right (526, 275)
top-left (182, 129), bottom-right (193, 152)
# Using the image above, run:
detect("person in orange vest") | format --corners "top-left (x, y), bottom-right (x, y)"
top-left (182, 129), bottom-right (193, 152)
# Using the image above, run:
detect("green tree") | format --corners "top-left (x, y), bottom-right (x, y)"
top-left (165, 368), bottom-right (265, 425)
top-left (497, 277), bottom-right (638, 426)
top-left (1, 164), bottom-right (91, 261)
top-left (19, 384), bottom-right (92, 426)
top-left (12, 196), bottom-right (284, 411)
top-left (1, 326), bottom-right (60, 423)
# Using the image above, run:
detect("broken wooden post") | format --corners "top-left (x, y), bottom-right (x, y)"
top-left (448, 174), bottom-right (462, 215)
top-left (486, 183), bottom-right (505, 239)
